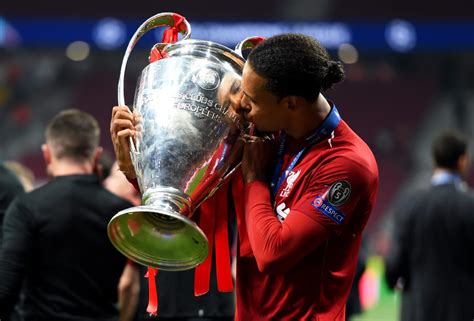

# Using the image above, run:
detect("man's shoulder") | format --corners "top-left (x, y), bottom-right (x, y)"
top-left (99, 187), bottom-right (135, 209)
top-left (433, 183), bottom-right (474, 203)
top-left (22, 179), bottom-right (64, 202)
top-left (313, 148), bottom-right (378, 189)
top-left (315, 122), bottom-right (377, 171)
top-left (26, 176), bottom-right (132, 208)
top-left (397, 184), bottom-right (474, 216)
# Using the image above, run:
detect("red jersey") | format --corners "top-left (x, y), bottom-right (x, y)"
top-left (235, 119), bottom-right (379, 321)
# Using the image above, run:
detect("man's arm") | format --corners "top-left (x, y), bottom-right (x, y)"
top-left (0, 196), bottom-right (34, 319)
top-left (243, 158), bottom-right (374, 274)
top-left (244, 181), bottom-right (331, 274)
top-left (118, 261), bottom-right (140, 321)
top-left (0, 165), bottom-right (25, 240)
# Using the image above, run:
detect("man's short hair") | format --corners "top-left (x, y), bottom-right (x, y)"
top-left (432, 130), bottom-right (468, 170)
top-left (45, 109), bottom-right (100, 160)
top-left (247, 33), bottom-right (345, 102)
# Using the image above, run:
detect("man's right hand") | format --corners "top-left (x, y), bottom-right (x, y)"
top-left (110, 106), bottom-right (137, 179)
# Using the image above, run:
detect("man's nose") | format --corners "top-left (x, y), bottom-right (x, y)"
top-left (229, 91), bottom-right (247, 114)
top-left (239, 94), bottom-right (251, 112)
top-left (228, 91), bottom-right (241, 108)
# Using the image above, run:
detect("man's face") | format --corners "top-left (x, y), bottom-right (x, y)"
top-left (216, 73), bottom-right (247, 132)
top-left (217, 73), bottom-right (242, 111)
top-left (237, 63), bottom-right (288, 133)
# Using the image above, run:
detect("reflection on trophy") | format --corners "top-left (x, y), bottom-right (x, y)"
top-left (107, 13), bottom-right (251, 271)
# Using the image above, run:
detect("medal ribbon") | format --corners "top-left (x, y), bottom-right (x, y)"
top-left (270, 105), bottom-right (341, 199)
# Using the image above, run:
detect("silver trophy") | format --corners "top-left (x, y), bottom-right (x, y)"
top-left (108, 13), bottom-right (259, 271)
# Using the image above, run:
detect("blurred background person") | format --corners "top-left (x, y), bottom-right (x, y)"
top-left (0, 109), bottom-right (135, 321)
top-left (0, 162), bottom-right (24, 239)
top-left (0, 162), bottom-right (29, 321)
top-left (384, 130), bottom-right (474, 321)
top-left (104, 161), bottom-right (141, 206)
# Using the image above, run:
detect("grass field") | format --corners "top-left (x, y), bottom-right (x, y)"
top-left (350, 256), bottom-right (400, 321)
top-left (352, 292), bottom-right (399, 321)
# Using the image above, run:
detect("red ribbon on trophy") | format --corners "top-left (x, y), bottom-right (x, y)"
top-left (149, 13), bottom-right (186, 63)
top-left (194, 184), bottom-right (234, 295)
top-left (145, 267), bottom-right (158, 316)
top-left (193, 142), bottom-right (234, 295)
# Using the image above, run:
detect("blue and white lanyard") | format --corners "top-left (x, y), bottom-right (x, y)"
top-left (270, 105), bottom-right (341, 198)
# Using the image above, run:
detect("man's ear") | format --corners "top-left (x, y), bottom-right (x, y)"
top-left (92, 146), bottom-right (105, 179)
top-left (458, 153), bottom-right (470, 177)
top-left (93, 146), bottom-right (104, 164)
top-left (41, 144), bottom-right (52, 165)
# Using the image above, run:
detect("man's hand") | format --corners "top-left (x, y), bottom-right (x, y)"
top-left (241, 135), bottom-right (276, 184)
top-left (110, 106), bottom-right (137, 179)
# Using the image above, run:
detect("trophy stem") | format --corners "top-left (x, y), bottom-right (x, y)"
top-left (107, 187), bottom-right (209, 271)
top-left (142, 187), bottom-right (193, 217)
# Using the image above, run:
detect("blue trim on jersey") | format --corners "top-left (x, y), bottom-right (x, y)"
top-left (311, 195), bottom-right (346, 225)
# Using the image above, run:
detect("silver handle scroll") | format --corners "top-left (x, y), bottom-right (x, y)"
top-left (117, 12), bottom-right (192, 154)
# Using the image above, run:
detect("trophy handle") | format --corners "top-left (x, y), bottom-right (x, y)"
top-left (117, 12), bottom-right (192, 153)
top-left (234, 36), bottom-right (265, 57)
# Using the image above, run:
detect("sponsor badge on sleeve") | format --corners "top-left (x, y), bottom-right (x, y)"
top-left (311, 180), bottom-right (351, 225)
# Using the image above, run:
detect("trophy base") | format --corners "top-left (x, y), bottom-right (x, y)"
top-left (108, 205), bottom-right (209, 271)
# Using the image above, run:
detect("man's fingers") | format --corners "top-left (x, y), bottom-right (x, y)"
top-left (111, 107), bottom-right (134, 132)
top-left (242, 134), bottom-right (260, 143)
top-left (242, 134), bottom-right (273, 144)
top-left (116, 128), bottom-right (136, 139)
top-left (112, 119), bottom-right (134, 131)
top-left (111, 110), bottom-right (135, 136)
top-left (112, 105), bottom-right (132, 118)
top-left (113, 110), bottom-right (134, 122)
top-left (117, 136), bottom-right (131, 154)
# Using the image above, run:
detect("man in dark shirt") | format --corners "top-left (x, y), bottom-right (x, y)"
top-left (0, 163), bottom-right (25, 321)
top-left (0, 164), bottom-right (24, 235)
top-left (385, 130), bottom-right (474, 321)
top-left (0, 109), bottom-right (133, 321)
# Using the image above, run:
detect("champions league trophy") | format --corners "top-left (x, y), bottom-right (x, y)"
top-left (107, 12), bottom-right (261, 271)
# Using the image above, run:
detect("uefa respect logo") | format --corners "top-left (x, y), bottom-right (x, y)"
top-left (312, 193), bottom-right (346, 225)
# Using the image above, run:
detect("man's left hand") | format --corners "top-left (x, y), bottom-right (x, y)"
top-left (241, 134), bottom-right (276, 184)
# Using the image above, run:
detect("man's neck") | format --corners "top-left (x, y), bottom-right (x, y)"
top-left (285, 94), bottom-right (332, 139)
top-left (49, 161), bottom-right (94, 177)
top-left (433, 168), bottom-right (462, 177)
